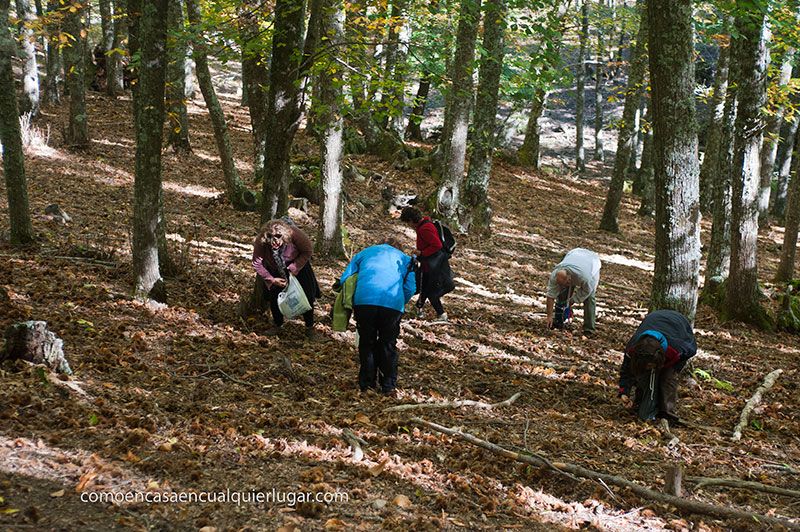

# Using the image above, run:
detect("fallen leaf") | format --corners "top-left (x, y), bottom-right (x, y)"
top-left (392, 494), bottom-right (412, 509)
top-left (368, 459), bottom-right (388, 477)
top-left (198, 527), bottom-right (217, 532)
top-left (75, 470), bottom-right (98, 492)
top-left (354, 413), bottom-right (371, 425)
top-left (50, 489), bottom-right (65, 498)
top-left (324, 518), bottom-right (347, 530)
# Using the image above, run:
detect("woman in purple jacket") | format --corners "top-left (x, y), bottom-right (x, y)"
top-left (252, 219), bottom-right (320, 337)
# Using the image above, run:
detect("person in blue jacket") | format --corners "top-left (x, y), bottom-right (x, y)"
top-left (340, 238), bottom-right (417, 395)
top-left (618, 309), bottom-right (698, 422)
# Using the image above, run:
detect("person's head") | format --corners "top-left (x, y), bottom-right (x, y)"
top-left (399, 206), bottom-right (423, 226)
top-left (257, 219), bottom-right (293, 250)
top-left (555, 269), bottom-right (571, 288)
top-left (381, 236), bottom-right (403, 250)
top-left (630, 335), bottom-right (666, 374)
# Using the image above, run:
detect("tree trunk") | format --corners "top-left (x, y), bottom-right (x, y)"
top-left (14, 0), bottom-right (40, 117)
top-left (0, 0), bottom-right (34, 246)
top-left (628, 103), bottom-right (643, 177)
top-left (379, 0), bottom-right (410, 134)
top-left (462, 0), bottom-right (507, 233)
top-left (315, 0), bottom-right (345, 257)
top-left (703, 87), bottom-right (738, 292)
top-left (636, 106), bottom-right (655, 217)
top-left (99, 0), bottom-right (113, 51)
top-left (345, 0), bottom-right (367, 113)
top-left (772, 107), bottom-right (799, 221)
top-left (405, 71), bottom-right (431, 141)
top-left (698, 20), bottom-right (731, 212)
top-left (775, 132), bottom-right (800, 282)
top-left (648, 0), bottom-right (701, 321)
top-left (128, 0), bottom-right (141, 105)
top-left (132, 0), bottom-right (169, 301)
top-left (239, 1), bottom-right (270, 185)
top-left (593, 35), bottom-right (604, 162)
top-left (106, 0), bottom-right (126, 96)
top-left (166, 0), bottom-right (191, 154)
top-left (575, 0), bottom-right (588, 173)
top-left (517, 88), bottom-right (547, 169)
top-left (724, 9), bottom-right (771, 328)
top-left (758, 46), bottom-right (795, 225)
top-left (436, 0), bottom-right (481, 224)
top-left (260, 0), bottom-right (306, 221)
top-left (599, 0), bottom-right (647, 232)
top-left (186, 0), bottom-right (254, 210)
top-left (62, 0), bottom-right (89, 147)
top-left (42, 0), bottom-right (60, 105)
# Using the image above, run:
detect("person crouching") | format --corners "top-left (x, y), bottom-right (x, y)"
top-left (618, 309), bottom-right (698, 422)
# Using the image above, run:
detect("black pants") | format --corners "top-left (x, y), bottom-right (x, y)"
top-left (416, 293), bottom-right (444, 315)
top-left (633, 364), bottom-right (682, 421)
top-left (264, 262), bottom-right (318, 328)
top-left (353, 305), bottom-right (402, 393)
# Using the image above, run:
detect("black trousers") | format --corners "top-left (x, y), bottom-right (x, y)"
top-left (264, 262), bottom-right (318, 328)
top-left (353, 305), bottom-right (402, 392)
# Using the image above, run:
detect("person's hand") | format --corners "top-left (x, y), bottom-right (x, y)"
top-left (546, 315), bottom-right (554, 329)
top-left (620, 395), bottom-right (633, 409)
top-left (272, 278), bottom-right (288, 289)
top-left (413, 249), bottom-right (421, 256)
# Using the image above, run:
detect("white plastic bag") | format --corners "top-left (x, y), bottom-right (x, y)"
top-left (277, 275), bottom-right (311, 318)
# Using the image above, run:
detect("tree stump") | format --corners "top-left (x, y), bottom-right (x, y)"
top-left (665, 463), bottom-right (683, 497)
top-left (1, 321), bottom-right (72, 374)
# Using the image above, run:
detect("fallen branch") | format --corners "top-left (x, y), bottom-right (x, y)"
top-left (384, 392), bottom-right (521, 413)
top-left (686, 476), bottom-right (800, 499)
top-left (412, 417), bottom-right (799, 529)
top-left (732, 369), bottom-right (783, 442)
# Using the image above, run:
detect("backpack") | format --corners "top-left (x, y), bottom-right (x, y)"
top-left (432, 220), bottom-right (456, 257)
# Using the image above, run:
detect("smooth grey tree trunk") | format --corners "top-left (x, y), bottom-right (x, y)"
top-left (593, 34), bottom-right (604, 162)
top-left (775, 132), bottom-right (800, 282)
top-left (575, 0), bottom-right (589, 173)
top-left (315, 0), bottom-right (345, 257)
top-left (239, 1), bottom-right (269, 185)
top-left (636, 106), bottom-right (655, 216)
top-left (463, 0), bottom-right (507, 232)
top-left (14, 0), bottom-right (39, 117)
top-left (518, 88), bottom-right (547, 169)
top-left (0, 0), bottom-right (33, 245)
top-left (106, 0), bottom-right (126, 96)
top-left (260, 0), bottom-right (306, 221)
top-left (772, 107), bottom-right (799, 220)
top-left (99, 0), bottom-right (113, 51)
top-left (757, 47), bottom-right (795, 225)
top-left (42, 0), bottom-right (60, 105)
top-left (648, 0), bottom-right (701, 321)
top-left (698, 19), bottom-right (731, 212)
top-left (703, 90), bottom-right (737, 293)
top-left (187, 0), bottom-right (253, 210)
top-left (166, 0), bottom-right (191, 153)
top-left (132, 0), bottom-right (169, 301)
top-left (379, 0), bottom-right (410, 134)
top-left (62, 0), bottom-right (89, 147)
top-left (599, 0), bottom-right (647, 232)
top-left (436, 0), bottom-right (481, 224)
top-left (724, 9), bottom-right (771, 327)
top-left (405, 71), bottom-right (431, 141)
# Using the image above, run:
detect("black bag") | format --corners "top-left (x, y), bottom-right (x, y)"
top-left (432, 220), bottom-right (456, 257)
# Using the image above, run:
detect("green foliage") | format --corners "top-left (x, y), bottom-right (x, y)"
top-left (692, 368), bottom-right (735, 392)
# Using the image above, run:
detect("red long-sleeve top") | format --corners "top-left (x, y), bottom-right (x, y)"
top-left (416, 217), bottom-right (442, 258)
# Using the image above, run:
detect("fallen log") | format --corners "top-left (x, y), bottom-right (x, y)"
top-left (732, 369), bottom-right (783, 442)
top-left (384, 392), bottom-right (521, 413)
top-left (412, 417), bottom-right (799, 529)
top-left (686, 476), bottom-right (800, 499)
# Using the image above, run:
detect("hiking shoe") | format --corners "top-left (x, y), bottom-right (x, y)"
top-left (432, 312), bottom-right (448, 323)
top-left (305, 327), bottom-right (318, 341)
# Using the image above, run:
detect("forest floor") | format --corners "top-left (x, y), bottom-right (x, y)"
top-left (0, 91), bottom-right (799, 532)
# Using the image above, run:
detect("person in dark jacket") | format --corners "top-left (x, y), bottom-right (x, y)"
top-left (618, 310), bottom-right (698, 422)
top-left (252, 219), bottom-right (321, 338)
top-left (399, 207), bottom-right (454, 322)
top-left (339, 238), bottom-right (417, 395)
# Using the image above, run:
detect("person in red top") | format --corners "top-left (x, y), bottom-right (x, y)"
top-left (400, 207), bottom-right (453, 322)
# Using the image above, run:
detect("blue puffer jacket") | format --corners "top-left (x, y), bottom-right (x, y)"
top-left (340, 244), bottom-right (417, 312)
